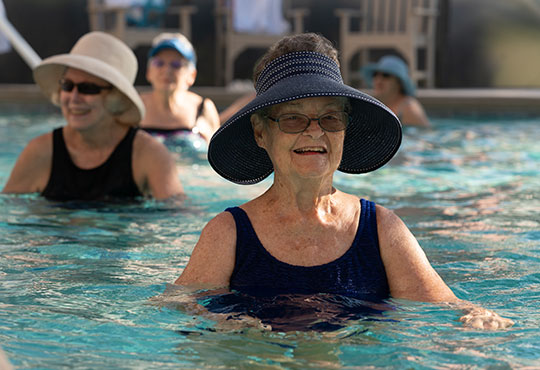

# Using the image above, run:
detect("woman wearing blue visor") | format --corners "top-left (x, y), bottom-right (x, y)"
top-left (174, 33), bottom-right (513, 330)
top-left (140, 33), bottom-right (220, 143)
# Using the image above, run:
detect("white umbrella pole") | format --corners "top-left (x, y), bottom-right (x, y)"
top-left (0, 13), bottom-right (41, 69)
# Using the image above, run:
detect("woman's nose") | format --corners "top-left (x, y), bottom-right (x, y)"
top-left (302, 118), bottom-right (324, 138)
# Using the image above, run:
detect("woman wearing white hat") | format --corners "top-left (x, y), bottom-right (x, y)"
top-left (173, 33), bottom-right (512, 330)
top-left (2, 32), bottom-right (183, 201)
top-left (362, 55), bottom-right (430, 128)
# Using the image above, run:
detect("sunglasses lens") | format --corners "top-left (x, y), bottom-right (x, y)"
top-left (277, 114), bottom-right (309, 133)
top-left (151, 59), bottom-right (165, 68)
top-left (320, 112), bottom-right (348, 131)
top-left (59, 79), bottom-right (109, 95)
top-left (374, 72), bottom-right (391, 78)
top-left (151, 58), bottom-right (185, 70)
top-left (60, 79), bottom-right (75, 92)
top-left (169, 60), bottom-right (182, 69)
top-left (77, 83), bottom-right (102, 94)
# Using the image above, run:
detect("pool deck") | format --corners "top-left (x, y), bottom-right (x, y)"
top-left (1, 84), bottom-right (540, 115)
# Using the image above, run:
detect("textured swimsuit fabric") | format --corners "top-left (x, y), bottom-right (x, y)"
top-left (227, 198), bottom-right (390, 300)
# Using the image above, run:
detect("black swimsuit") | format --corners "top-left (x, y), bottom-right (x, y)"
top-left (142, 98), bottom-right (206, 137)
top-left (41, 127), bottom-right (142, 201)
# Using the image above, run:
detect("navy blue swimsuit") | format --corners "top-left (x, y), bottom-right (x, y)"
top-left (226, 199), bottom-right (390, 301)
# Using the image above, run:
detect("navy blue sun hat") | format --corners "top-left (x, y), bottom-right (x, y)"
top-left (148, 34), bottom-right (197, 66)
top-left (208, 51), bottom-right (402, 185)
top-left (361, 55), bottom-right (416, 96)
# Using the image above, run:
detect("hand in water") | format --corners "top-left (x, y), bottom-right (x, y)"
top-left (459, 307), bottom-right (514, 330)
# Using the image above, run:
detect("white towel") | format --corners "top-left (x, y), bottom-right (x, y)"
top-left (232, 0), bottom-right (290, 35)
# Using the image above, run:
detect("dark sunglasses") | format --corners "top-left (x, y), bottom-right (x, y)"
top-left (150, 58), bottom-right (186, 70)
top-left (59, 79), bottom-right (113, 95)
top-left (373, 71), bottom-right (392, 78)
top-left (266, 111), bottom-right (349, 134)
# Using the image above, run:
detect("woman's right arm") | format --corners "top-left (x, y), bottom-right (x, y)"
top-left (175, 211), bottom-right (237, 287)
top-left (2, 133), bottom-right (52, 194)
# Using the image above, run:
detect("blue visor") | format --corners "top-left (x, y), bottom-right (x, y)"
top-left (148, 38), bottom-right (196, 66)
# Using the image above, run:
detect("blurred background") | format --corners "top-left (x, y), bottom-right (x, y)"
top-left (1, 0), bottom-right (540, 89)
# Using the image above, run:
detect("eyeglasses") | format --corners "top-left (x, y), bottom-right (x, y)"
top-left (59, 79), bottom-right (112, 95)
top-left (373, 72), bottom-right (392, 79)
top-left (266, 111), bottom-right (349, 134)
top-left (150, 58), bottom-right (187, 70)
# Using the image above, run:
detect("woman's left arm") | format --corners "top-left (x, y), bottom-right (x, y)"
top-left (132, 130), bottom-right (184, 199)
top-left (376, 205), bottom-right (514, 329)
top-left (197, 98), bottom-right (221, 142)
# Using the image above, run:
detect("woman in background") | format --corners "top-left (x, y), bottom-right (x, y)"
top-left (362, 55), bottom-right (430, 128)
top-left (2, 32), bottom-right (183, 201)
top-left (140, 33), bottom-right (220, 143)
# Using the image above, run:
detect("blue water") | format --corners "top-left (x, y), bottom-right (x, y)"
top-left (0, 111), bottom-right (539, 369)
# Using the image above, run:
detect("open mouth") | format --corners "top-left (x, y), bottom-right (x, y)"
top-left (69, 108), bottom-right (90, 116)
top-left (293, 147), bottom-right (327, 154)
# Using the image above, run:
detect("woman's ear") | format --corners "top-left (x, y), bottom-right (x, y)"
top-left (251, 114), bottom-right (266, 148)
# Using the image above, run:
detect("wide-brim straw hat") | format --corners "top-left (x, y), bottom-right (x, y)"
top-left (208, 51), bottom-right (402, 185)
top-left (33, 31), bottom-right (144, 126)
top-left (361, 55), bottom-right (416, 96)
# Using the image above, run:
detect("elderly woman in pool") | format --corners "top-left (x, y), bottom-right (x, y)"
top-left (175, 33), bottom-right (513, 330)
top-left (2, 32), bottom-right (183, 201)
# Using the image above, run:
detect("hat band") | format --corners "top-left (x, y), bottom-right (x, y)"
top-left (255, 51), bottom-right (343, 95)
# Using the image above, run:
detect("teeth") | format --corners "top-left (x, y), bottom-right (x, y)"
top-left (70, 108), bottom-right (89, 115)
top-left (295, 147), bottom-right (326, 153)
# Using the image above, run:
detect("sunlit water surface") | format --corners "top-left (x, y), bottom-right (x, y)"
top-left (0, 111), bottom-right (539, 369)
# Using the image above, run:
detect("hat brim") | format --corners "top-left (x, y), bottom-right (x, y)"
top-left (33, 54), bottom-right (145, 125)
top-left (208, 74), bottom-right (402, 184)
top-left (361, 64), bottom-right (416, 96)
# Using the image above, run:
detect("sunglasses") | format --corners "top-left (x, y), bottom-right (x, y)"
top-left (150, 58), bottom-right (187, 70)
top-left (266, 111), bottom-right (349, 134)
top-left (59, 79), bottom-right (113, 95)
top-left (373, 72), bottom-right (392, 78)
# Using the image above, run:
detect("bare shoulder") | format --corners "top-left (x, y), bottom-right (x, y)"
top-left (27, 131), bottom-right (53, 153)
top-left (175, 211), bottom-right (237, 286)
top-left (375, 204), bottom-right (402, 228)
top-left (201, 96), bottom-right (220, 131)
top-left (20, 132), bottom-right (54, 169)
top-left (132, 129), bottom-right (182, 199)
top-left (401, 97), bottom-right (430, 128)
top-left (375, 204), bottom-right (422, 255)
top-left (133, 129), bottom-right (169, 156)
top-left (203, 210), bottom-right (237, 236)
top-left (3, 132), bottom-right (53, 193)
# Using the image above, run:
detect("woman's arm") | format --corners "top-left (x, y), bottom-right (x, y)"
top-left (132, 130), bottom-right (184, 200)
top-left (376, 205), bottom-right (513, 329)
top-left (175, 211), bottom-right (237, 287)
top-left (400, 97), bottom-right (431, 128)
top-left (2, 133), bottom-right (52, 194)
top-left (197, 98), bottom-right (221, 143)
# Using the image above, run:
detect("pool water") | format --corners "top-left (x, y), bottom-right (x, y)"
top-left (0, 112), bottom-right (539, 369)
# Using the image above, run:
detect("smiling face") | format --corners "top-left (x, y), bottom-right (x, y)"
top-left (252, 96), bottom-right (347, 182)
top-left (146, 49), bottom-right (196, 93)
top-left (59, 68), bottom-right (114, 132)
